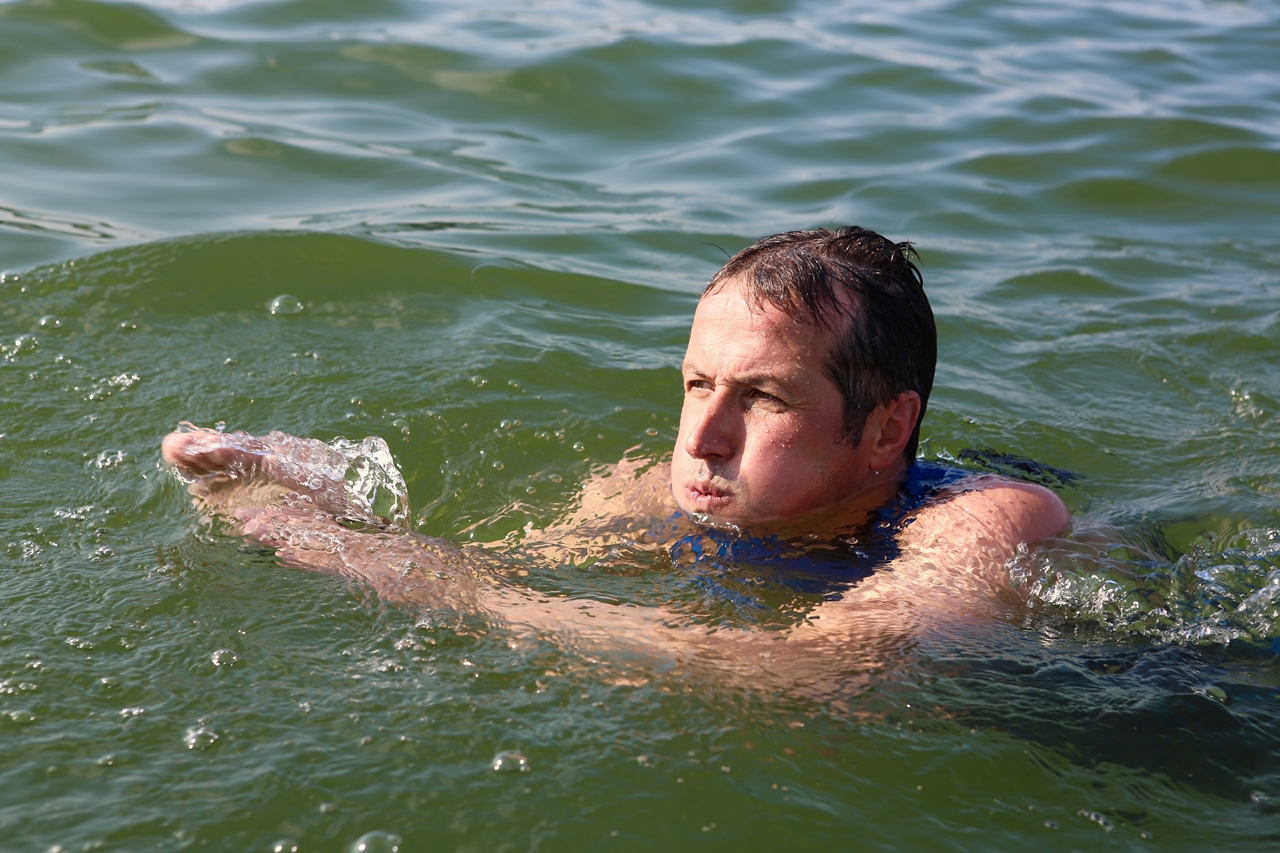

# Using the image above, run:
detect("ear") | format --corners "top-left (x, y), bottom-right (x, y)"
top-left (860, 391), bottom-right (921, 471)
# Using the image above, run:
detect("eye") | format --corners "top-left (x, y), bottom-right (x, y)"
top-left (685, 378), bottom-right (713, 393)
top-left (748, 388), bottom-right (787, 410)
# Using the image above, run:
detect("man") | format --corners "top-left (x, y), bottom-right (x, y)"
top-left (162, 227), bottom-right (1068, 681)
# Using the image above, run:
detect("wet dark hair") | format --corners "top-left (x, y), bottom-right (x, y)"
top-left (703, 226), bottom-right (936, 460)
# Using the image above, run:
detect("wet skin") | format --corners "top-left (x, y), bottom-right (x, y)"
top-left (672, 276), bottom-right (921, 533)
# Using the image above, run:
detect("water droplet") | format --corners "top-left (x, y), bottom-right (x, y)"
top-left (184, 725), bottom-right (218, 750)
top-left (492, 749), bottom-right (530, 773)
top-left (268, 295), bottom-right (304, 315)
top-left (349, 831), bottom-right (401, 853)
top-left (211, 649), bottom-right (239, 667)
top-left (38, 315), bottom-right (62, 330)
top-left (270, 840), bottom-right (300, 853)
top-left (8, 709), bottom-right (35, 725)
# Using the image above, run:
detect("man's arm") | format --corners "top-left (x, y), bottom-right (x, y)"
top-left (161, 427), bottom-right (1070, 688)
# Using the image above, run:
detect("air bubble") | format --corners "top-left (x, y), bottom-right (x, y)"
top-left (38, 315), bottom-right (63, 330)
top-left (268, 294), bottom-right (304, 315)
top-left (211, 649), bottom-right (239, 667)
top-left (349, 831), bottom-right (402, 853)
top-left (184, 725), bottom-right (219, 750)
top-left (271, 841), bottom-right (299, 853)
top-left (573, 442), bottom-right (585, 452)
top-left (11, 334), bottom-right (39, 356)
top-left (8, 709), bottom-right (35, 725)
top-left (492, 749), bottom-right (530, 773)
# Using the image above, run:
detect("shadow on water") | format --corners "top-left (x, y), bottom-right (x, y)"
top-left (922, 641), bottom-right (1280, 807)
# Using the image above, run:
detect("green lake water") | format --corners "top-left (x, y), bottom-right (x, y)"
top-left (2, 0), bottom-right (1280, 849)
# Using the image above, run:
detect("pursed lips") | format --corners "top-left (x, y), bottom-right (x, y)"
top-left (684, 479), bottom-right (732, 512)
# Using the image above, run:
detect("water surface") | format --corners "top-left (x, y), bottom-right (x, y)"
top-left (2, 0), bottom-right (1280, 849)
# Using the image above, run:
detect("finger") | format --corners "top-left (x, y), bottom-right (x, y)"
top-left (162, 429), bottom-right (269, 476)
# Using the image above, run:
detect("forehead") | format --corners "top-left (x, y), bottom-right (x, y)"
top-left (687, 279), bottom-right (838, 374)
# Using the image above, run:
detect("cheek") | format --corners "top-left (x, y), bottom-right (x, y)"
top-left (740, 420), bottom-right (806, 473)
top-left (743, 418), bottom-right (847, 474)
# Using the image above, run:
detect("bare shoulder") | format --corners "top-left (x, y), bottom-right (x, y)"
top-left (516, 454), bottom-right (678, 559)
top-left (573, 454), bottom-right (676, 524)
top-left (902, 475), bottom-right (1070, 558)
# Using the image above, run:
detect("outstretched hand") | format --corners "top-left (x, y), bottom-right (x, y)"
top-left (161, 424), bottom-right (466, 599)
top-left (161, 423), bottom-right (408, 527)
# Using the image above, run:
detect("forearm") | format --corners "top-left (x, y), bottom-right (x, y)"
top-left (232, 504), bottom-right (488, 615)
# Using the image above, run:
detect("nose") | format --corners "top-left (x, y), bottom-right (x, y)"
top-left (683, 390), bottom-right (738, 461)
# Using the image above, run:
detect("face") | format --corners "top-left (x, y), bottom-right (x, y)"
top-left (671, 278), bottom-right (879, 528)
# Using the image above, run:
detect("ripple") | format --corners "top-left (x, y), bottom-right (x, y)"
top-left (1159, 147), bottom-right (1280, 186)
top-left (0, 0), bottom-right (197, 50)
top-left (0, 205), bottom-right (135, 243)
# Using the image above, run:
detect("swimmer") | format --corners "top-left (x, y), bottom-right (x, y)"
top-left (162, 227), bottom-right (1068, 679)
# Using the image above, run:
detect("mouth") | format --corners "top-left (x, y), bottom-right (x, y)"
top-left (684, 481), bottom-right (732, 513)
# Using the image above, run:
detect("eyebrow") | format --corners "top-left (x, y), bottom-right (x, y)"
top-left (682, 364), bottom-right (792, 392)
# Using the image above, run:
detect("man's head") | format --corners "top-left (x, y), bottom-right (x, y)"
top-left (671, 226), bottom-right (936, 527)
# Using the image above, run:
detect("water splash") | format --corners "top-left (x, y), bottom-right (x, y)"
top-left (328, 435), bottom-right (410, 527)
top-left (1013, 526), bottom-right (1280, 646)
top-left (183, 725), bottom-right (218, 750)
